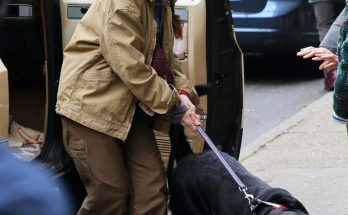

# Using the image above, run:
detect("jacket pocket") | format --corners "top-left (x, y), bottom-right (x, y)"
top-left (81, 68), bottom-right (116, 81)
top-left (70, 67), bottom-right (135, 124)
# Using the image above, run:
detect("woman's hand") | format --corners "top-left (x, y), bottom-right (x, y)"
top-left (313, 53), bottom-right (339, 70)
top-left (178, 95), bottom-right (200, 131)
top-left (297, 46), bottom-right (338, 70)
top-left (297, 46), bottom-right (333, 59)
top-left (179, 94), bottom-right (195, 110)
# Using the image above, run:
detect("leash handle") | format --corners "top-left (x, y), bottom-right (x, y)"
top-left (196, 125), bottom-right (247, 190)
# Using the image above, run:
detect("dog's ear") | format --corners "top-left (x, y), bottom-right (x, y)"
top-left (269, 209), bottom-right (309, 215)
top-left (265, 189), bottom-right (309, 214)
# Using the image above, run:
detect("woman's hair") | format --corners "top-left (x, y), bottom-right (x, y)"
top-left (169, 0), bottom-right (183, 39)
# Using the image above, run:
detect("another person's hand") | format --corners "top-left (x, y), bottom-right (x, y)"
top-left (313, 53), bottom-right (339, 70)
top-left (296, 46), bottom-right (333, 59)
top-left (297, 46), bottom-right (338, 70)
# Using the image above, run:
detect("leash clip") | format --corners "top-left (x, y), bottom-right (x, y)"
top-left (240, 187), bottom-right (254, 204)
top-left (240, 187), bottom-right (261, 212)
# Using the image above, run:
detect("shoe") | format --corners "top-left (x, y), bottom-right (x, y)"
top-left (324, 69), bottom-right (337, 91)
top-left (332, 112), bottom-right (348, 125)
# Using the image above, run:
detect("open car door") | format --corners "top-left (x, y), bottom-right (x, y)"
top-left (170, 0), bottom-right (244, 159)
top-left (206, 0), bottom-right (244, 159)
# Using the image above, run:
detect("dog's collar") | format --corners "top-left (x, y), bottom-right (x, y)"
top-left (262, 201), bottom-right (287, 209)
top-left (251, 199), bottom-right (287, 213)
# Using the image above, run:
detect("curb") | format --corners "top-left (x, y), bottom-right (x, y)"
top-left (239, 92), bottom-right (332, 162)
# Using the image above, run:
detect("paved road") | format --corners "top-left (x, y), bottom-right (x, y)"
top-left (241, 92), bottom-right (348, 215)
top-left (241, 57), bottom-right (328, 146)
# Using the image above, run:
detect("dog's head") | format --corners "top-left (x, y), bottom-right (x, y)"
top-left (268, 208), bottom-right (308, 215)
top-left (255, 188), bottom-right (309, 215)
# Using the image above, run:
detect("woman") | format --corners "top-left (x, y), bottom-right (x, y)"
top-left (56, 0), bottom-right (200, 214)
top-left (297, 5), bottom-right (348, 131)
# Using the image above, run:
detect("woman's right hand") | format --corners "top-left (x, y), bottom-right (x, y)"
top-left (179, 108), bottom-right (200, 131)
top-left (178, 94), bottom-right (200, 131)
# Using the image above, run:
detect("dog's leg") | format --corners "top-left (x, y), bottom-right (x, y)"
top-left (169, 124), bottom-right (193, 162)
top-left (167, 124), bottom-right (193, 187)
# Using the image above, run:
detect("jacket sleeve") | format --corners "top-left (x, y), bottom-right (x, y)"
top-left (320, 9), bottom-right (345, 53)
top-left (100, 6), bottom-right (179, 114)
top-left (172, 58), bottom-right (200, 105)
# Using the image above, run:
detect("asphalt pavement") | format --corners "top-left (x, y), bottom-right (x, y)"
top-left (240, 92), bottom-right (348, 215)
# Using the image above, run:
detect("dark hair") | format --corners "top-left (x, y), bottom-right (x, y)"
top-left (169, 0), bottom-right (183, 39)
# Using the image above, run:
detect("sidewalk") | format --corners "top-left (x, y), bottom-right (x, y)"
top-left (240, 92), bottom-right (348, 215)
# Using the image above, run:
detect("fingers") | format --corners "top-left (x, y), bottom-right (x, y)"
top-left (179, 109), bottom-right (200, 131)
top-left (313, 53), bottom-right (339, 70)
top-left (314, 53), bottom-right (338, 61)
top-left (297, 46), bottom-right (314, 54)
top-left (319, 61), bottom-right (338, 70)
top-left (319, 61), bottom-right (330, 70)
top-left (322, 63), bottom-right (338, 70)
top-left (178, 94), bottom-right (201, 131)
top-left (297, 49), bottom-right (315, 58)
top-left (297, 46), bottom-right (339, 71)
top-left (192, 113), bottom-right (200, 126)
top-left (297, 46), bottom-right (316, 58)
top-left (297, 47), bottom-right (333, 59)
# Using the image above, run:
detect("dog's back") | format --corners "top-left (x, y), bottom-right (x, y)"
top-left (169, 150), bottom-right (308, 215)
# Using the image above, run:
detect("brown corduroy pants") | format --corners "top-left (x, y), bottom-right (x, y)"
top-left (61, 112), bottom-right (167, 215)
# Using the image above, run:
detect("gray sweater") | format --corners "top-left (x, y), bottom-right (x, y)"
top-left (320, 9), bottom-right (345, 53)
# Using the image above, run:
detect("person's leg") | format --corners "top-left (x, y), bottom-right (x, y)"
top-left (314, 2), bottom-right (345, 90)
top-left (125, 110), bottom-right (168, 215)
top-left (313, 2), bottom-right (341, 42)
top-left (61, 117), bottom-right (129, 215)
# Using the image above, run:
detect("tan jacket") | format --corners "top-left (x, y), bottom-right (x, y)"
top-left (55, 0), bottom-right (198, 140)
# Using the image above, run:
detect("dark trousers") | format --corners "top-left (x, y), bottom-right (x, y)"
top-left (313, 2), bottom-right (345, 42)
top-left (61, 112), bottom-right (167, 215)
top-left (313, 2), bottom-right (345, 77)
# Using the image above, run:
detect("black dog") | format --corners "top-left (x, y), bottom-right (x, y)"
top-left (168, 127), bottom-right (309, 215)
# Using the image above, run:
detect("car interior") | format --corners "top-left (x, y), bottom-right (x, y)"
top-left (0, 0), bottom-right (47, 160)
